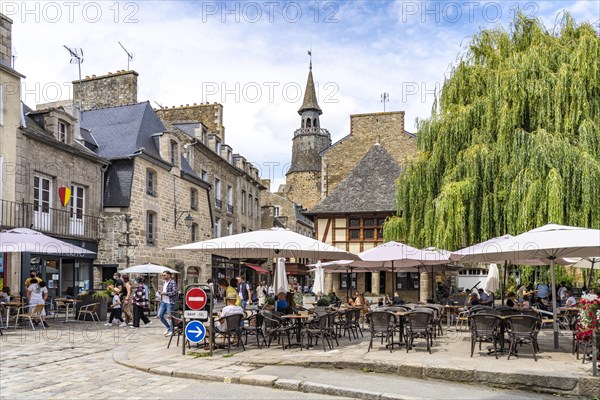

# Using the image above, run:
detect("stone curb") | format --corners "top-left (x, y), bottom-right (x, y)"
top-left (114, 350), bottom-right (596, 398)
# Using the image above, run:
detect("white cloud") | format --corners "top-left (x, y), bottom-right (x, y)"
top-left (6, 0), bottom-right (596, 193)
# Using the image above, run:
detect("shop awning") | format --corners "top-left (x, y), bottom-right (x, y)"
top-left (244, 263), bottom-right (270, 275)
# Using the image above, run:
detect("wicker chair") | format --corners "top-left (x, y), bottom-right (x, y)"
top-left (301, 314), bottom-right (333, 351)
top-left (366, 311), bottom-right (396, 353)
top-left (469, 313), bottom-right (501, 359)
top-left (213, 313), bottom-right (246, 353)
top-left (242, 313), bottom-right (267, 349)
top-left (405, 311), bottom-right (433, 353)
top-left (505, 315), bottom-right (539, 361)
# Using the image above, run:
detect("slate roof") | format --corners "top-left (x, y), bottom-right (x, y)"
top-left (79, 127), bottom-right (98, 151)
top-left (80, 101), bottom-right (165, 160)
top-left (298, 67), bottom-right (322, 115)
top-left (309, 144), bottom-right (401, 215)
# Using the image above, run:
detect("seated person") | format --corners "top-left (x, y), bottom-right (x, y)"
top-left (563, 291), bottom-right (577, 308)
top-left (467, 292), bottom-right (480, 307)
top-left (0, 287), bottom-right (11, 302)
top-left (275, 292), bottom-right (288, 313)
top-left (392, 291), bottom-right (404, 305)
top-left (478, 289), bottom-right (493, 306)
top-left (353, 292), bottom-right (366, 307)
top-left (329, 292), bottom-right (340, 306)
top-left (206, 294), bottom-right (244, 347)
top-left (440, 292), bottom-right (453, 306)
top-left (506, 292), bottom-right (517, 308)
top-left (520, 295), bottom-right (531, 309)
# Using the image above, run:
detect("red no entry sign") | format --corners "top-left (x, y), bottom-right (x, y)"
top-left (185, 287), bottom-right (207, 310)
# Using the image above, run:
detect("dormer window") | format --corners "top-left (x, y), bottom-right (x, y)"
top-left (216, 140), bottom-right (221, 155)
top-left (58, 120), bottom-right (68, 143)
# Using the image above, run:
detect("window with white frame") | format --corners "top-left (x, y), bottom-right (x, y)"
top-left (190, 188), bottom-right (198, 210)
top-left (146, 169), bottom-right (157, 196)
top-left (214, 217), bottom-right (221, 238)
top-left (70, 185), bottom-right (85, 219)
top-left (249, 194), bottom-right (253, 217)
top-left (227, 185), bottom-right (233, 206)
top-left (33, 175), bottom-right (51, 213)
top-left (241, 190), bottom-right (247, 214)
top-left (274, 206), bottom-right (280, 217)
top-left (58, 120), bottom-right (68, 143)
top-left (255, 198), bottom-right (259, 218)
top-left (214, 178), bottom-right (221, 208)
top-left (227, 221), bottom-right (233, 236)
top-left (170, 140), bottom-right (178, 166)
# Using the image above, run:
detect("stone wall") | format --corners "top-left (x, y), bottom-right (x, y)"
top-left (282, 170), bottom-right (322, 210)
top-left (73, 70), bottom-right (138, 111)
top-left (0, 13), bottom-right (12, 66)
top-left (322, 111), bottom-right (417, 196)
top-left (14, 130), bottom-right (105, 219)
top-left (96, 156), bottom-right (213, 284)
top-left (156, 103), bottom-right (225, 142)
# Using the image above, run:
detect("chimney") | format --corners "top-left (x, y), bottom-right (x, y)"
top-left (0, 13), bottom-right (13, 67)
top-left (72, 70), bottom-right (138, 111)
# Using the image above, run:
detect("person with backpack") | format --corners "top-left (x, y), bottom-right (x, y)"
top-left (132, 277), bottom-right (151, 328)
top-left (236, 276), bottom-right (252, 309)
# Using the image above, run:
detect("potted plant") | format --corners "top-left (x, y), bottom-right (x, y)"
top-left (315, 296), bottom-right (331, 314)
top-left (263, 296), bottom-right (276, 311)
top-left (78, 284), bottom-right (112, 321)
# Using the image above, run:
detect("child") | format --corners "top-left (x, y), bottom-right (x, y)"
top-left (105, 291), bottom-right (127, 327)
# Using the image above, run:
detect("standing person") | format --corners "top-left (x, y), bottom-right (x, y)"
top-left (268, 284), bottom-right (274, 297)
top-left (24, 270), bottom-right (38, 289)
top-left (228, 278), bottom-right (243, 307)
top-left (27, 278), bottom-right (48, 327)
top-left (113, 272), bottom-right (125, 297)
top-left (558, 282), bottom-right (568, 306)
top-left (132, 277), bottom-right (151, 328)
top-left (105, 290), bottom-right (126, 327)
top-left (121, 275), bottom-right (133, 325)
top-left (157, 270), bottom-right (178, 336)
top-left (236, 276), bottom-right (252, 309)
top-left (256, 281), bottom-right (267, 306)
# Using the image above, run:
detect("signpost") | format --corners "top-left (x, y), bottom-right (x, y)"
top-left (182, 283), bottom-right (213, 356)
top-left (184, 320), bottom-right (206, 343)
top-left (185, 287), bottom-right (207, 310)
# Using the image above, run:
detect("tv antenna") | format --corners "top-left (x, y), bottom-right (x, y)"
top-left (118, 42), bottom-right (134, 70)
top-left (64, 45), bottom-right (84, 109)
top-left (380, 92), bottom-right (389, 112)
top-left (11, 45), bottom-right (17, 68)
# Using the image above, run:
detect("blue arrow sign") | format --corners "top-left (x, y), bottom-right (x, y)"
top-left (185, 320), bottom-right (206, 343)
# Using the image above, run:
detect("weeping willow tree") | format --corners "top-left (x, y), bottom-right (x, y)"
top-left (384, 13), bottom-right (600, 251)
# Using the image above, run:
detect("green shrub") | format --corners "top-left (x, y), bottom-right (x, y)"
top-left (316, 296), bottom-right (331, 306)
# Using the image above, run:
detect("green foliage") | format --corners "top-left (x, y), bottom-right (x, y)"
top-left (384, 13), bottom-right (600, 250)
top-left (265, 296), bottom-right (276, 305)
top-left (91, 290), bottom-right (110, 301)
top-left (188, 351), bottom-right (211, 358)
top-left (316, 296), bottom-right (331, 306)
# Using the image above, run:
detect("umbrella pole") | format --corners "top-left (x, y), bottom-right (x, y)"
top-left (550, 257), bottom-right (559, 349)
top-left (391, 261), bottom-right (395, 298)
top-left (587, 260), bottom-right (595, 290)
top-left (346, 268), bottom-right (350, 301)
top-left (502, 261), bottom-right (508, 306)
top-left (431, 266), bottom-right (435, 303)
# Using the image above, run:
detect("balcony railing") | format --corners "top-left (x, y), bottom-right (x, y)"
top-left (227, 204), bottom-right (234, 214)
top-left (293, 127), bottom-right (330, 137)
top-left (0, 199), bottom-right (100, 241)
top-left (215, 199), bottom-right (222, 209)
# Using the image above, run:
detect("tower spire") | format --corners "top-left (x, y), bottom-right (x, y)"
top-left (298, 51), bottom-right (321, 115)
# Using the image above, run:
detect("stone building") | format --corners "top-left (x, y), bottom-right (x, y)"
top-left (70, 71), bottom-right (212, 286)
top-left (1, 13), bottom-right (107, 297)
top-left (156, 104), bottom-right (265, 281)
top-left (277, 61), bottom-right (420, 300)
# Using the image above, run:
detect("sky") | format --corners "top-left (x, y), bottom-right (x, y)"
top-left (4, 1), bottom-right (599, 190)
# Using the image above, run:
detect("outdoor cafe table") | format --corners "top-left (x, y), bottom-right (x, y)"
top-left (54, 298), bottom-right (81, 322)
top-left (391, 311), bottom-right (410, 346)
top-left (0, 301), bottom-right (22, 328)
top-left (280, 314), bottom-right (312, 349)
top-left (443, 305), bottom-right (462, 330)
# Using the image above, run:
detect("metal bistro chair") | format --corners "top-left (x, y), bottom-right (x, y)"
top-left (54, 299), bottom-right (76, 322)
top-left (505, 314), bottom-right (539, 361)
top-left (166, 313), bottom-right (188, 350)
top-left (366, 311), bottom-right (396, 353)
top-left (261, 311), bottom-right (294, 350)
top-left (242, 312), bottom-right (267, 349)
top-left (213, 313), bottom-right (246, 353)
top-left (405, 311), bottom-right (433, 353)
top-left (77, 303), bottom-right (100, 322)
top-left (15, 304), bottom-right (46, 331)
top-left (469, 313), bottom-right (501, 359)
top-left (301, 314), bottom-right (333, 351)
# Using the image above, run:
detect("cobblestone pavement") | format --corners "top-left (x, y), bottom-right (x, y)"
top-left (0, 323), bottom-right (351, 400)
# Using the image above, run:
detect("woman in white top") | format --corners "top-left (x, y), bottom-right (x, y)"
top-left (256, 282), bottom-right (267, 306)
top-left (27, 278), bottom-right (48, 327)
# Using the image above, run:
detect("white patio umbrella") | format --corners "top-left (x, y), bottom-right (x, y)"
top-left (484, 263), bottom-right (500, 296)
top-left (451, 223), bottom-right (600, 349)
top-left (562, 257), bottom-right (600, 289)
top-left (273, 258), bottom-right (288, 295)
top-left (119, 263), bottom-right (180, 275)
top-left (312, 261), bottom-right (325, 296)
top-left (169, 227), bottom-right (360, 260)
top-left (0, 228), bottom-right (95, 255)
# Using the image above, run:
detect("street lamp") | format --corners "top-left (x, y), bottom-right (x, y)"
top-left (174, 208), bottom-right (193, 229)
